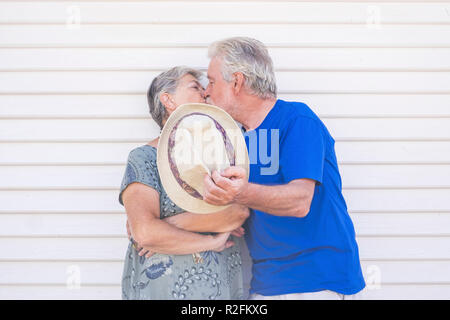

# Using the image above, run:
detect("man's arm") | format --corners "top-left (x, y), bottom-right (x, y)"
top-left (237, 178), bottom-right (316, 218)
top-left (203, 167), bottom-right (316, 218)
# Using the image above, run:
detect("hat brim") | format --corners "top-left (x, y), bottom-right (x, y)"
top-left (157, 103), bottom-right (250, 214)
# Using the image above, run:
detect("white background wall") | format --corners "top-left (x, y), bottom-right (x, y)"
top-left (0, 1), bottom-right (450, 299)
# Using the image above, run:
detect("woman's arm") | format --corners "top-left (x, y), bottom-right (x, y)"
top-left (163, 204), bottom-right (249, 233)
top-left (122, 182), bottom-right (234, 255)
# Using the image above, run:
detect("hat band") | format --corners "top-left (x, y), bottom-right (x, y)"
top-left (167, 112), bottom-right (236, 200)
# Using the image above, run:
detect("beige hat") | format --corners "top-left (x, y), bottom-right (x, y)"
top-left (157, 103), bottom-right (249, 214)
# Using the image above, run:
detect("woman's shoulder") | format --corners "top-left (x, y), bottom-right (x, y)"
top-left (125, 144), bottom-right (159, 182)
top-left (119, 145), bottom-right (161, 203)
top-left (127, 144), bottom-right (157, 163)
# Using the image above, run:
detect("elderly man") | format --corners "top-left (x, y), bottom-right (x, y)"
top-left (203, 37), bottom-right (366, 300)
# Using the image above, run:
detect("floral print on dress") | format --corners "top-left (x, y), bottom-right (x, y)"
top-left (142, 256), bottom-right (173, 280)
top-left (172, 266), bottom-right (221, 300)
top-left (201, 251), bottom-right (221, 267)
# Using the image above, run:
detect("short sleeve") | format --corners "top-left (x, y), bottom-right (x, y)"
top-left (118, 148), bottom-right (161, 206)
top-left (280, 117), bottom-right (326, 185)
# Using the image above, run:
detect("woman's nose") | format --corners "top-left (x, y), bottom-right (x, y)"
top-left (201, 88), bottom-right (208, 99)
top-left (204, 84), bottom-right (210, 97)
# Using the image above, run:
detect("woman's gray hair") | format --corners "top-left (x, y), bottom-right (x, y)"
top-left (147, 66), bottom-right (203, 129)
top-left (208, 37), bottom-right (277, 99)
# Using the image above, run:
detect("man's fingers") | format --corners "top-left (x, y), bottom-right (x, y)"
top-left (203, 192), bottom-right (226, 205)
top-left (211, 170), bottom-right (233, 190)
top-left (221, 166), bottom-right (246, 179)
top-left (204, 174), bottom-right (228, 199)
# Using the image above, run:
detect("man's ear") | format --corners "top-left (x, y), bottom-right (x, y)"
top-left (159, 92), bottom-right (177, 112)
top-left (232, 72), bottom-right (245, 95)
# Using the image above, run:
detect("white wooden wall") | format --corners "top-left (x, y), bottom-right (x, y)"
top-left (1, 1), bottom-right (450, 300)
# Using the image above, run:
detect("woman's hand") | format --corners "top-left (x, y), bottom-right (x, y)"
top-left (231, 226), bottom-right (245, 238)
top-left (137, 247), bottom-right (155, 259)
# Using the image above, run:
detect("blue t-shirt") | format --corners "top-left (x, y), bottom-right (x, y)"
top-left (243, 99), bottom-right (365, 296)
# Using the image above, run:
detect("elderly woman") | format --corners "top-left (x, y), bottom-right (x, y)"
top-left (118, 66), bottom-right (249, 300)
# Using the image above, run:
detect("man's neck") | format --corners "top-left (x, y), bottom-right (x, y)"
top-left (238, 96), bottom-right (278, 131)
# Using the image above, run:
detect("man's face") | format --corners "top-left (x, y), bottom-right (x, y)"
top-left (205, 57), bottom-right (236, 116)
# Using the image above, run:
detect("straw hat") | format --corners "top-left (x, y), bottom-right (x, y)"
top-left (157, 103), bottom-right (249, 214)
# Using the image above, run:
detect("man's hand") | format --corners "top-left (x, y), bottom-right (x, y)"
top-left (202, 166), bottom-right (248, 206)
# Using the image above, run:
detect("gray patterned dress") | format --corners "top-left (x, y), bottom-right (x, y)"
top-left (118, 145), bottom-right (244, 300)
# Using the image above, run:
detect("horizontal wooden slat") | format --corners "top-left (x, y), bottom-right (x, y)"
top-left (0, 164), bottom-right (448, 188)
top-left (2, 260), bottom-right (449, 286)
top-left (0, 165), bottom-right (125, 188)
top-left (360, 261), bottom-right (450, 285)
top-left (351, 213), bottom-right (450, 236)
top-left (0, 142), bottom-right (143, 165)
top-left (0, 190), bottom-right (124, 212)
top-left (343, 189), bottom-right (450, 211)
top-left (359, 284), bottom-right (450, 300)
top-left (294, 94), bottom-right (450, 117)
top-left (0, 212), bottom-right (449, 237)
top-left (335, 141), bottom-right (450, 163)
top-left (340, 164), bottom-right (450, 188)
top-left (1, 2), bottom-right (449, 24)
top-left (1, 71), bottom-right (449, 94)
top-left (0, 119), bottom-right (160, 140)
top-left (0, 237), bottom-right (129, 260)
top-left (2, 141), bottom-right (449, 165)
top-left (0, 188), bottom-right (448, 212)
top-left (1, 24), bottom-right (450, 48)
top-left (0, 284), bottom-right (121, 300)
top-left (0, 261), bottom-right (123, 285)
top-left (0, 236), bottom-right (449, 260)
top-left (325, 118), bottom-right (450, 139)
top-left (1, 47), bottom-right (450, 70)
top-left (358, 237), bottom-right (450, 260)
top-left (0, 94), bottom-right (148, 117)
top-left (2, 94), bottom-right (450, 118)
top-left (0, 213), bottom-right (127, 237)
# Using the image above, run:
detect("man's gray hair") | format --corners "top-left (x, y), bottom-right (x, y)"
top-left (147, 66), bottom-right (203, 129)
top-left (208, 37), bottom-right (277, 99)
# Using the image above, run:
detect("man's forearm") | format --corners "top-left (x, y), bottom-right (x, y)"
top-left (236, 180), bottom-right (314, 218)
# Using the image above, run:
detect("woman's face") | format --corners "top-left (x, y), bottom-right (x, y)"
top-left (171, 74), bottom-right (206, 106)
